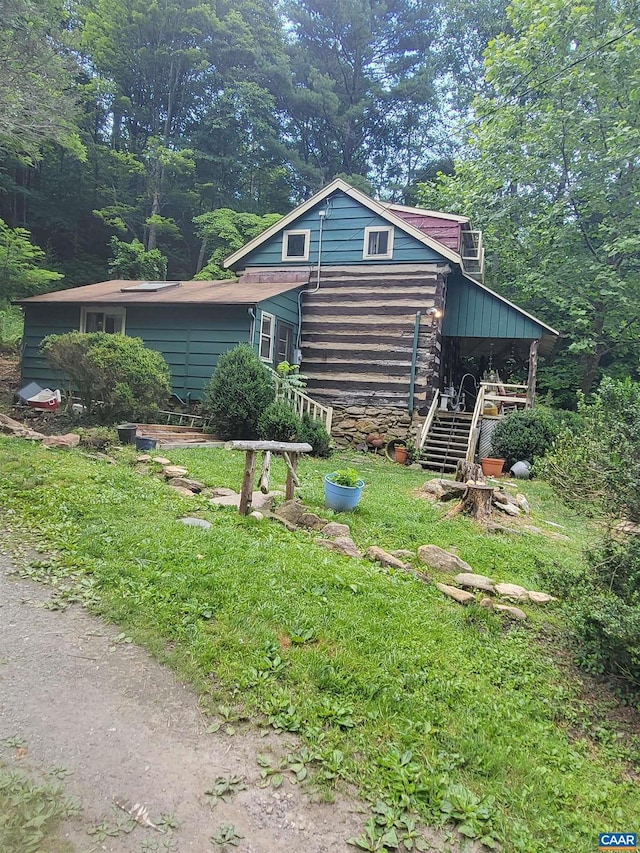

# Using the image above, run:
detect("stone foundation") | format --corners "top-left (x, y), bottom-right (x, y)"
top-left (330, 405), bottom-right (425, 448)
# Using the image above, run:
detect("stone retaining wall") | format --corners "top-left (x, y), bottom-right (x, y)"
top-left (330, 405), bottom-right (425, 448)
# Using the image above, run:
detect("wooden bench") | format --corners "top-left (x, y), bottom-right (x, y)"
top-left (226, 440), bottom-right (313, 514)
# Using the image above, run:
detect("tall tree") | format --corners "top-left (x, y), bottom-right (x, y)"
top-left (420, 0), bottom-right (640, 399)
top-left (283, 0), bottom-right (439, 195)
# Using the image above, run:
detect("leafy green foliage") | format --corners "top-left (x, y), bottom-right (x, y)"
top-left (193, 209), bottom-right (282, 280)
top-left (257, 399), bottom-right (301, 442)
top-left (108, 237), bottom-right (167, 281)
top-left (41, 332), bottom-right (171, 421)
top-left (419, 0), bottom-right (640, 398)
top-left (327, 468), bottom-right (361, 487)
top-left (201, 344), bottom-right (275, 439)
top-left (0, 219), bottom-right (63, 303)
top-left (490, 409), bottom-right (558, 468)
top-left (297, 413), bottom-right (332, 458)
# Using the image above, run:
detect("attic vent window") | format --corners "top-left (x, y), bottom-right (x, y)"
top-left (282, 229), bottom-right (310, 261)
top-left (363, 226), bottom-right (394, 259)
top-left (120, 281), bottom-right (181, 292)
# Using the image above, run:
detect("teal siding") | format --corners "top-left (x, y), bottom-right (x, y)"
top-left (234, 192), bottom-right (447, 269)
top-left (21, 297), bottom-right (302, 399)
top-left (21, 306), bottom-right (79, 389)
top-left (254, 289), bottom-right (301, 365)
top-left (442, 274), bottom-right (544, 339)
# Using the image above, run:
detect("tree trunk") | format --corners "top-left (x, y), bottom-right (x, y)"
top-left (455, 460), bottom-right (485, 483)
top-left (445, 484), bottom-right (494, 523)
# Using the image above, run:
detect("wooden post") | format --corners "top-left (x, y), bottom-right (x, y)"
top-left (239, 451), bottom-right (257, 515)
top-left (526, 340), bottom-right (539, 409)
top-left (284, 452), bottom-right (299, 500)
top-left (259, 451), bottom-right (271, 494)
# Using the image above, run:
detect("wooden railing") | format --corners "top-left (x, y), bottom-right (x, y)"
top-left (466, 385), bottom-right (485, 462)
top-left (268, 368), bottom-right (334, 434)
top-left (160, 410), bottom-right (212, 429)
top-left (418, 389), bottom-right (440, 450)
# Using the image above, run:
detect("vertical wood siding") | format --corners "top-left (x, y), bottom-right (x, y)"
top-left (236, 193), bottom-right (448, 269)
top-left (442, 273), bottom-right (544, 339)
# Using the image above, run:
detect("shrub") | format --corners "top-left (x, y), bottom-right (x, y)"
top-left (297, 413), bottom-right (332, 457)
top-left (42, 332), bottom-right (171, 422)
top-left (201, 344), bottom-right (274, 439)
top-left (490, 408), bottom-right (558, 468)
top-left (327, 468), bottom-right (361, 487)
top-left (257, 400), bottom-right (301, 442)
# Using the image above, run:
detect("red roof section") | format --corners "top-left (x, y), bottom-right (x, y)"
top-left (386, 209), bottom-right (463, 252)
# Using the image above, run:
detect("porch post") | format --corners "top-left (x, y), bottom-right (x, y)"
top-left (526, 340), bottom-right (539, 409)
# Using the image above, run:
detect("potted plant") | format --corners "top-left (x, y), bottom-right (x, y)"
top-left (324, 468), bottom-right (364, 511)
top-left (480, 457), bottom-right (506, 477)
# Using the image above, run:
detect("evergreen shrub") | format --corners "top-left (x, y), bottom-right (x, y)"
top-left (201, 344), bottom-right (274, 439)
top-left (257, 399), bottom-right (301, 442)
top-left (490, 408), bottom-right (557, 467)
top-left (297, 413), bottom-right (332, 457)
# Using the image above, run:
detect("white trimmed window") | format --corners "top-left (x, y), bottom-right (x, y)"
top-left (282, 229), bottom-right (310, 261)
top-left (363, 226), bottom-right (394, 259)
top-left (259, 311), bottom-right (275, 362)
top-left (80, 307), bottom-right (126, 334)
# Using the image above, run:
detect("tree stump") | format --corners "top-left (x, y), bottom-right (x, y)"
top-left (455, 460), bottom-right (485, 483)
top-left (444, 484), bottom-right (494, 522)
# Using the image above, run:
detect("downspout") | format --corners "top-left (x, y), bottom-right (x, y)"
top-left (248, 307), bottom-right (256, 349)
top-left (295, 208), bottom-right (326, 362)
top-left (408, 310), bottom-right (421, 413)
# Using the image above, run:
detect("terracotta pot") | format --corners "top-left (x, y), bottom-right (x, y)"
top-left (481, 457), bottom-right (505, 477)
top-left (395, 446), bottom-right (408, 464)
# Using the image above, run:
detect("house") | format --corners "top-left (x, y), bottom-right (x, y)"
top-left (18, 178), bottom-right (558, 465)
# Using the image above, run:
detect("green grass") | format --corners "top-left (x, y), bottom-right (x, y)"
top-left (0, 438), bottom-right (638, 852)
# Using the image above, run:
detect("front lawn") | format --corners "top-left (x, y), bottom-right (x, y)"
top-left (0, 438), bottom-right (637, 852)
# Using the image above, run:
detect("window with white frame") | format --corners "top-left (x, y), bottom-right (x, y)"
top-left (282, 229), bottom-right (310, 261)
top-left (363, 226), bottom-right (394, 259)
top-left (259, 311), bottom-right (275, 362)
top-left (80, 307), bottom-right (126, 334)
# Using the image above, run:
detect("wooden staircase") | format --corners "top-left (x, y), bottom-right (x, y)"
top-left (419, 411), bottom-right (475, 473)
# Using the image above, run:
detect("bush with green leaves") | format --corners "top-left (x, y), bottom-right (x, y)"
top-left (297, 413), bottom-right (332, 457)
top-left (257, 400), bottom-right (301, 442)
top-left (490, 408), bottom-right (558, 468)
top-left (42, 332), bottom-right (171, 422)
top-left (202, 344), bottom-right (274, 439)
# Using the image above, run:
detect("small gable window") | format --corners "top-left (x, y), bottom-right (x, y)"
top-left (259, 311), bottom-right (275, 362)
top-left (80, 307), bottom-right (126, 334)
top-left (282, 229), bottom-right (310, 261)
top-left (363, 226), bottom-right (394, 260)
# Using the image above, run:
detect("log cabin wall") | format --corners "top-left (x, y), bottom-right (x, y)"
top-left (300, 263), bottom-right (447, 437)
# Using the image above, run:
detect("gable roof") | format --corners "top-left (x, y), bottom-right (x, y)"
top-left (223, 177), bottom-right (464, 269)
top-left (17, 276), bottom-right (308, 307)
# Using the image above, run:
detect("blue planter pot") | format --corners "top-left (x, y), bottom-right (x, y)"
top-left (324, 474), bottom-right (364, 512)
top-left (135, 435), bottom-right (158, 451)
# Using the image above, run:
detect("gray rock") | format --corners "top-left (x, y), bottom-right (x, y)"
top-left (170, 485), bottom-right (196, 497)
top-left (136, 454), bottom-right (152, 462)
top-left (391, 549), bottom-right (415, 559)
top-left (42, 433), bottom-right (80, 449)
top-left (163, 465), bottom-right (188, 478)
top-left (212, 487), bottom-right (238, 497)
top-left (417, 545), bottom-right (473, 574)
top-left (365, 546), bottom-right (410, 570)
top-left (299, 512), bottom-right (326, 530)
top-left (249, 511), bottom-right (265, 521)
top-left (274, 500), bottom-right (306, 526)
top-left (494, 582), bottom-right (528, 601)
top-left (168, 477), bottom-right (205, 493)
top-left (180, 517), bottom-right (212, 529)
top-left (494, 501), bottom-right (520, 516)
top-left (494, 603), bottom-right (527, 620)
top-left (152, 456), bottom-right (172, 465)
top-left (454, 572), bottom-right (495, 593)
top-left (321, 521), bottom-right (351, 539)
top-left (527, 590), bottom-right (556, 604)
top-left (435, 583), bottom-right (475, 605)
top-left (315, 536), bottom-right (362, 559)
top-left (479, 597), bottom-right (493, 608)
top-left (516, 494), bottom-right (530, 514)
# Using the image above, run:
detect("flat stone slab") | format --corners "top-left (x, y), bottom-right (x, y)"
top-left (43, 433), bottom-right (80, 448)
top-left (366, 546), bottom-right (410, 570)
top-left (494, 582), bottom-right (529, 601)
top-left (321, 521), bottom-right (351, 539)
top-left (180, 517), bottom-right (212, 529)
top-left (163, 465), bottom-right (188, 478)
top-left (494, 501), bottom-right (520, 516)
top-left (315, 536), bottom-right (362, 559)
top-left (209, 491), bottom-right (277, 511)
top-left (436, 583), bottom-right (475, 605)
top-left (152, 456), bottom-right (172, 465)
top-left (494, 603), bottom-right (527, 620)
top-left (212, 487), bottom-right (238, 497)
top-left (417, 545), bottom-right (473, 574)
top-left (299, 512), bottom-right (326, 531)
top-left (168, 477), bottom-right (205, 493)
top-left (169, 485), bottom-right (195, 497)
top-left (455, 572), bottom-right (495, 593)
top-left (527, 590), bottom-right (556, 604)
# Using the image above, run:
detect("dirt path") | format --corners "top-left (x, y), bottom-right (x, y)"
top-left (0, 553), bottom-right (365, 852)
